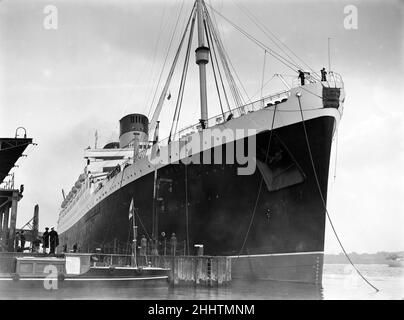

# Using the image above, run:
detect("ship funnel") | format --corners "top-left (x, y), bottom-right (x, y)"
top-left (119, 114), bottom-right (149, 150)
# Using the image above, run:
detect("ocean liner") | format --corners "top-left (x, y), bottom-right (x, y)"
top-left (57, 0), bottom-right (345, 284)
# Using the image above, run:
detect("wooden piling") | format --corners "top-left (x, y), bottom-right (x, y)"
top-left (165, 255), bottom-right (231, 286)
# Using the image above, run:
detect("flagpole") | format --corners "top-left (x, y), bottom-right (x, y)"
top-left (133, 206), bottom-right (137, 268)
top-left (130, 198), bottom-right (138, 268)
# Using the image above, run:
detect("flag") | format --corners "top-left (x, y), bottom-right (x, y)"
top-left (129, 198), bottom-right (134, 220)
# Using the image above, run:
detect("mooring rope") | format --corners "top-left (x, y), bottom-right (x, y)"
top-left (296, 94), bottom-right (379, 292)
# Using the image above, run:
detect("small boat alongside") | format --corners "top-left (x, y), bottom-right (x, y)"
top-left (386, 255), bottom-right (404, 268)
top-left (0, 254), bottom-right (169, 290)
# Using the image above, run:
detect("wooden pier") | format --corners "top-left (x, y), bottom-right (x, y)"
top-left (156, 255), bottom-right (231, 286)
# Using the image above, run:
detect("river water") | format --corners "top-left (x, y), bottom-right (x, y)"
top-left (0, 264), bottom-right (403, 300)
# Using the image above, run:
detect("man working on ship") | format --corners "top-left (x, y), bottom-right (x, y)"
top-left (321, 67), bottom-right (327, 81)
top-left (49, 227), bottom-right (59, 254)
top-left (298, 70), bottom-right (305, 85)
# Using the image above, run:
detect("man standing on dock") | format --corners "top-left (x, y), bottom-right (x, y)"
top-left (42, 227), bottom-right (50, 254)
top-left (49, 227), bottom-right (59, 254)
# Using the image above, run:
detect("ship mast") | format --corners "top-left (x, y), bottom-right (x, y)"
top-left (195, 0), bottom-right (210, 128)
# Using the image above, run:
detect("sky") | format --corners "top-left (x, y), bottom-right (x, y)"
top-left (0, 0), bottom-right (403, 254)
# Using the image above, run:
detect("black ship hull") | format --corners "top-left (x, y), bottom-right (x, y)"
top-left (59, 115), bottom-right (335, 284)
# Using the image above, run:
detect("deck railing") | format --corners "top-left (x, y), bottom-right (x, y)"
top-left (157, 71), bottom-right (343, 148)
top-left (292, 71), bottom-right (344, 88)
top-left (156, 88), bottom-right (291, 148)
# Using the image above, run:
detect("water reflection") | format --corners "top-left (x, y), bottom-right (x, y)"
top-left (0, 279), bottom-right (323, 300)
top-left (1, 264), bottom-right (402, 300)
top-left (167, 279), bottom-right (323, 300)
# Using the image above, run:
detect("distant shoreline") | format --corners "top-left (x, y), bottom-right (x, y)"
top-left (324, 251), bottom-right (404, 265)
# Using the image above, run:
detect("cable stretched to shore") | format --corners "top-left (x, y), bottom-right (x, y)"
top-left (296, 94), bottom-right (379, 292)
